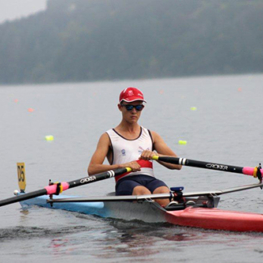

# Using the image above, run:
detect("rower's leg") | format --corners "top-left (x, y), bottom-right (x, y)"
top-left (132, 186), bottom-right (151, 195)
top-left (153, 186), bottom-right (170, 207)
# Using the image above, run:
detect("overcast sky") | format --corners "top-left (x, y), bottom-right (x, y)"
top-left (0, 0), bottom-right (46, 24)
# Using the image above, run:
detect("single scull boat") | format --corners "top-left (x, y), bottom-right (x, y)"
top-left (17, 183), bottom-right (263, 233)
top-left (1, 157), bottom-right (263, 233)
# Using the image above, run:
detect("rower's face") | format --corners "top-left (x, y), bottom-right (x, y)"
top-left (118, 101), bottom-right (145, 123)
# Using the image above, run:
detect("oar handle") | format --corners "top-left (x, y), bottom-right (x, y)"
top-left (152, 156), bottom-right (263, 179)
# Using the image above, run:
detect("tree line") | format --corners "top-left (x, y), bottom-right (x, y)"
top-left (0, 0), bottom-right (262, 84)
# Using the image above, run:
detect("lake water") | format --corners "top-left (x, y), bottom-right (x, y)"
top-left (0, 74), bottom-right (263, 262)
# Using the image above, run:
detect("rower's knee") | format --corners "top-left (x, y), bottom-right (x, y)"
top-left (153, 186), bottom-right (170, 207)
top-left (132, 186), bottom-right (151, 195)
top-left (153, 186), bottom-right (170, 194)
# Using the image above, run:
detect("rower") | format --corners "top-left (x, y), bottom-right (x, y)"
top-left (88, 87), bottom-right (182, 207)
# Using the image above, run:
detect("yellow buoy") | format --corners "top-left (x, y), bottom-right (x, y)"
top-left (178, 140), bottom-right (187, 145)
top-left (190, 107), bottom-right (197, 111)
top-left (45, 135), bottom-right (54, 141)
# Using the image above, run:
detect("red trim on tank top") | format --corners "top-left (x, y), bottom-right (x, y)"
top-left (115, 159), bottom-right (153, 182)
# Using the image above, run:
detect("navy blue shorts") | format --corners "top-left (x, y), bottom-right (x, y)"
top-left (115, 174), bottom-right (168, 195)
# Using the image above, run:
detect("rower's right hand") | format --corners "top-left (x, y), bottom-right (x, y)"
top-left (120, 161), bottom-right (141, 172)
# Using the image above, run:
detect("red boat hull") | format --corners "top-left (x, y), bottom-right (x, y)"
top-left (165, 207), bottom-right (263, 232)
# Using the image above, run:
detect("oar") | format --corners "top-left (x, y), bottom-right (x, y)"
top-left (152, 156), bottom-right (263, 181)
top-left (47, 183), bottom-right (263, 203)
top-left (0, 167), bottom-right (131, 207)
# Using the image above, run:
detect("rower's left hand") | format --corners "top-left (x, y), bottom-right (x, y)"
top-left (139, 150), bottom-right (158, 160)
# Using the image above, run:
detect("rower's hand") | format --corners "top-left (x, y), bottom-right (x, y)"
top-left (139, 150), bottom-right (158, 160)
top-left (120, 161), bottom-right (141, 172)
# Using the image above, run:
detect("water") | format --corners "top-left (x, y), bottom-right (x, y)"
top-left (0, 74), bottom-right (263, 262)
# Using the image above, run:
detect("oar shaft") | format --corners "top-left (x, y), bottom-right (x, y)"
top-left (0, 189), bottom-right (47, 207)
top-left (154, 156), bottom-right (262, 177)
top-left (67, 168), bottom-right (126, 189)
top-left (43, 168), bottom-right (127, 195)
top-left (158, 156), bottom-right (243, 173)
top-left (0, 167), bottom-right (130, 207)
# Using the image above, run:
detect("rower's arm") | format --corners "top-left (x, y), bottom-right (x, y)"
top-left (88, 133), bottom-right (120, 175)
top-left (151, 131), bottom-right (182, 170)
top-left (88, 133), bottom-right (141, 175)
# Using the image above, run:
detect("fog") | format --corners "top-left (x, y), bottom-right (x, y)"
top-left (0, 0), bottom-right (46, 24)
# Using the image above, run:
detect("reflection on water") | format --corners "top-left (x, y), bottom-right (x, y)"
top-left (1, 207), bottom-right (263, 262)
top-left (90, 218), bottom-right (263, 261)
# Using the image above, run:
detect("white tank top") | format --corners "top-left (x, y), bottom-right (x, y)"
top-left (106, 126), bottom-right (155, 180)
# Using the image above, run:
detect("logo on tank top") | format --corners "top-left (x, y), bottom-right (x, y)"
top-left (138, 146), bottom-right (150, 154)
top-left (121, 149), bottom-right (126, 156)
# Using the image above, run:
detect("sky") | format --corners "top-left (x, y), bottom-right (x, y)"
top-left (0, 0), bottom-right (46, 24)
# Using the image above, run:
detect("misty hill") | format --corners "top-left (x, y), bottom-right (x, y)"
top-left (0, 0), bottom-right (263, 84)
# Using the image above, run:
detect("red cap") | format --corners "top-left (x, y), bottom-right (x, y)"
top-left (119, 87), bottom-right (146, 103)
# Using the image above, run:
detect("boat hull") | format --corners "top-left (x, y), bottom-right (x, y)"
top-left (165, 207), bottom-right (263, 232)
top-left (19, 194), bottom-right (168, 223)
top-left (19, 194), bottom-right (263, 233)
